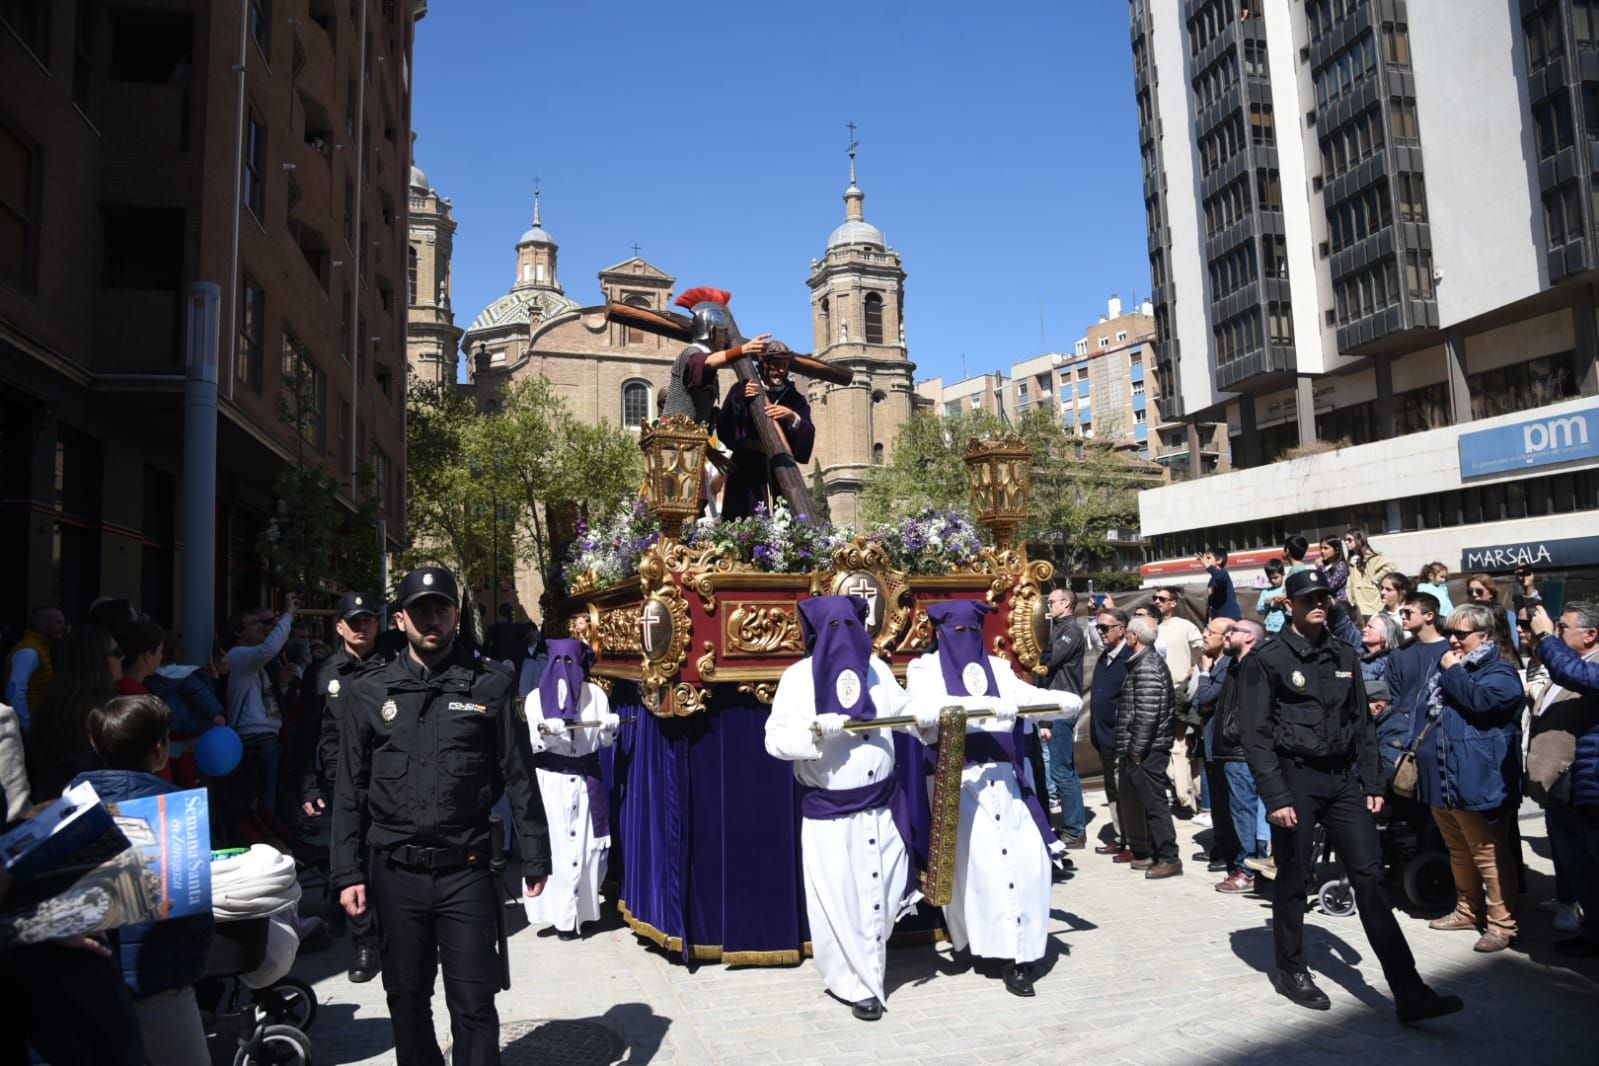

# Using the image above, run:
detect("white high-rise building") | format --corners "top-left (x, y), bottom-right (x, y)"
top-left (1130, 0), bottom-right (1599, 592)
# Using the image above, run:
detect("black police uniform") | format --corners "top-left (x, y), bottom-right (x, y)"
top-left (294, 642), bottom-right (382, 948)
top-left (1236, 573), bottom-right (1426, 1001)
top-left (331, 578), bottom-right (549, 1066)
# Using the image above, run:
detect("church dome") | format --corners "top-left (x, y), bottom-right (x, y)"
top-left (518, 223), bottom-right (556, 247)
top-left (409, 164), bottom-right (430, 191)
top-left (827, 218), bottom-right (885, 249)
top-left (469, 287), bottom-right (578, 332)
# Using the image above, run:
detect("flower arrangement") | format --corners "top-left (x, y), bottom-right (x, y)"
top-left (562, 498), bottom-right (662, 588)
top-left (682, 502), bottom-right (855, 573)
top-left (865, 507), bottom-right (985, 575)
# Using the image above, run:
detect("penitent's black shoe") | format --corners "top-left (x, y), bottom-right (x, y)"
top-left (556, 928), bottom-right (581, 941)
top-left (1395, 985), bottom-right (1464, 1025)
top-left (851, 997), bottom-right (883, 1021)
top-left (348, 940), bottom-right (380, 984)
top-left (1273, 970), bottom-right (1331, 1011)
top-left (1002, 961), bottom-right (1036, 998)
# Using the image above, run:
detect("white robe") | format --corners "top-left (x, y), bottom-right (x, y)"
top-left (523, 682), bottom-right (615, 932)
top-left (765, 656), bottom-right (914, 1005)
top-left (905, 654), bottom-right (1079, 965)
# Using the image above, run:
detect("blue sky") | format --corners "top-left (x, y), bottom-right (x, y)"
top-left (411, 1), bottom-right (1150, 385)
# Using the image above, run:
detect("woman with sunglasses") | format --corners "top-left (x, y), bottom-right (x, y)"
top-left (1343, 529), bottom-right (1396, 622)
top-left (1414, 605), bottom-right (1525, 953)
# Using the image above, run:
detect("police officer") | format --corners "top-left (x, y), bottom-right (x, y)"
top-left (1237, 568), bottom-right (1462, 1025)
top-left (293, 590), bottom-right (385, 983)
top-left (331, 567), bottom-right (550, 1066)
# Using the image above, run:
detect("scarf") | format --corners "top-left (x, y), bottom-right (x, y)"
top-left (1425, 641), bottom-right (1497, 721)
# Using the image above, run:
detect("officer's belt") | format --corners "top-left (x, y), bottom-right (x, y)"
top-left (382, 844), bottom-right (485, 871)
top-left (1281, 753), bottom-right (1350, 771)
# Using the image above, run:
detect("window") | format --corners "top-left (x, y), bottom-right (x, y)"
top-left (1395, 172), bottom-right (1428, 222)
top-left (1135, 409), bottom-right (1148, 425)
top-left (1533, 90), bottom-right (1574, 158)
top-left (73, 0), bottom-right (102, 122)
top-left (1256, 168), bottom-right (1282, 210)
top-left (338, 398), bottom-right (351, 472)
top-left (0, 116), bottom-right (40, 290)
top-left (1017, 383), bottom-right (1029, 408)
top-left (281, 335), bottom-right (326, 451)
top-left (1545, 180), bottom-right (1584, 247)
top-left (1132, 380), bottom-right (1146, 397)
top-left (339, 291), bottom-right (350, 362)
top-left (1405, 248), bottom-right (1435, 298)
top-left (0, 0), bottom-right (51, 62)
top-left (344, 181), bottom-right (355, 245)
top-left (406, 245), bottom-right (417, 304)
top-left (621, 380), bottom-right (650, 428)
top-left (1579, 0), bottom-right (1599, 47)
top-left (819, 296), bottom-right (830, 340)
top-left (1249, 103), bottom-right (1275, 147)
top-left (373, 449), bottom-right (392, 512)
top-left (248, 0), bottom-right (269, 58)
top-left (1115, 330), bottom-right (1128, 342)
top-left (102, 207), bottom-right (183, 289)
top-left (1526, 6), bottom-right (1565, 70)
top-left (1382, 22), bottom-right (1411, 67)
top-left (109, 10), bottom-right (193, 85)
top-left (236, 274), bottom-right (263, 391)
top-left (243, 109), bottom-right (266, 220)
top-left (1098, 337), bottom-right (1110, 348)
top-left (1268, 302), bottom-right (1294, 346)
top-left (864, 292), bottom-right (884, 344)
top-left (1389, 96), bottom-right (1420, 143)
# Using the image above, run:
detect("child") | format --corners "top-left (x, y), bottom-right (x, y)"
top-left (71, 694), bottom-right (215, 1066)
top-left (1199, 546), bottom-right (1242, 621)
top-left (1257, 559), bottom-right (1290, 634)
top-left (1416, 562), bottom-right (1455, 615)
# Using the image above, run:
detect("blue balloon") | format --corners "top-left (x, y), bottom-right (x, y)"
top-left (195, 726), bottom-right (244, 778)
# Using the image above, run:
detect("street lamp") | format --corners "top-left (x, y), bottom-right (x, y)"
top-left (963, 435), bottom-right (1033, 551)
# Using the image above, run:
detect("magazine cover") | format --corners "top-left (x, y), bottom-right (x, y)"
top-left (0, 787), bottom-right (212, 947)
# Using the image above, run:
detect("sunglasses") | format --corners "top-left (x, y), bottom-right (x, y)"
top-left (1294, 591), bottom-right (1332, 603)
top-left (1152, 596), bottom-right (1174, 603)
top-left (1468, 588), bottom-right (1493, 598)
top-left (1094, 623), bottom-right (1122, 632)
top-left (1443, 628), bottom-right (1479, 640)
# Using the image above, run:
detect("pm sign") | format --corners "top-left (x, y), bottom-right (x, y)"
top-left (1457, 405), bottom-right (1599, 478)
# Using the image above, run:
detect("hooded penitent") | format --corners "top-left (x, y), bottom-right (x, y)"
top-left (925, 600), bottom-right (998, 699)
top-left (799, 595), bottom-right (878, 722)
top-left (539, 638), bottom-right (594, 721)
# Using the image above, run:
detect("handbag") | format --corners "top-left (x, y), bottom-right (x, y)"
top-left (1391, 717), bottom-right (1438, 799)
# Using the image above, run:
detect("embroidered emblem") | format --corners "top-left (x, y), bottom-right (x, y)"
top-left (1334, 670), bottom-right (1353, 679)
top-left (1290, 670), bottom-right (1307, 689)
top-left (447, 701), bottom-right (486, 713)
top-left (836, 668), bottom-right (862, 710)
top-left (380, 699), bottom-right (399, 723)
top-left (961, 662), bottom-right (988, 697)
top-left (327, 679), bottom-right (340, 697)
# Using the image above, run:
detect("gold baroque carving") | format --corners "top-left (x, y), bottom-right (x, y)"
top-left (811, 537), bottom-right (913, 658)
top-left (695, 640), bottom-right (719, 681)
top-left (636, 542), bottom-right (694, 716)
top-left (671, 682), bottom-right (711, 717)
top-left (725, 603), bottom-right (804, 657)
top-left (595, 606), bottom-right (643, 657)
top-left (897, 608), bottom-right (934, 656)
top-left (736, 681), bottom-right (777, 705)
top-left (1006, 557), bottom-right (1056, 676)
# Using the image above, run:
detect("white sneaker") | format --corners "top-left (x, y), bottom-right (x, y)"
top-left (1554, 902), bottom-right (1584, 934)
top-left (1193, 812), bottom-right (1213, 828)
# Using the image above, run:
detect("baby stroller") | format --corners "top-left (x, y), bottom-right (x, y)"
top-left (1309, 802), bottom-right (1453, 918)
top-left (196, 914), bottom-right (318, 1065)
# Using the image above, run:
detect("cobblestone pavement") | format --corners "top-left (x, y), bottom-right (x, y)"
top-left (292, 794), bottom-right (1598, 1065)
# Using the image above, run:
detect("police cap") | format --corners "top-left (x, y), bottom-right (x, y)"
top-left (397, 567), bottom-right (460, 608)
top-left (1284, 568), bottom-right (1331, 601)
top-left (336, 591), bottom-right (377, 621)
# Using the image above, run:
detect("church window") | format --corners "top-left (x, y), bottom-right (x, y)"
top-left (535, 260), bottom-right (545, 283)
top-left (820, 296), bottom-right (830, 330)
top-left (873, 442), bottom-right (885, 464)
top-left (406, 245), bottom-right (417, 304)
top-left (621, 380), bottom-right (651, 429)
top-left (864, 293), bottom-right (884, 344)
top-left (622, 294), bottom-right (650, 346)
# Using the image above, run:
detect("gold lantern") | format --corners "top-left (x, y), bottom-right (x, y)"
top-left (639, 415), bottom-right (709, 539)
top-left (963, 435), bottom-right (1033, 550)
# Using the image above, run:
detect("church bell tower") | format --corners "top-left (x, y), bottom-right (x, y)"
top-left (805, 133), bottom-right (916, 527)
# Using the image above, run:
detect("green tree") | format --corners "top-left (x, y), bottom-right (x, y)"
top-left (485, 377), bottom-right (641, 598)
top-left (859, 408), bottom-right (1006, 525)
top-left (809, 461), bottom-right (832, 523)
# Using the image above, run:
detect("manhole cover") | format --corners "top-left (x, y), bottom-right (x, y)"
top-left (496, 1019), bottom-right (625, 1065)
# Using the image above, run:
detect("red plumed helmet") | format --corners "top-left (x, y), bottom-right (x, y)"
top-left (674, 286), bottom-right (731, 310)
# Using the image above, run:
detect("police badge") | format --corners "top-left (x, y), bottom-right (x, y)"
top-left (328, 679), bottom-right (340, 697)
top-left (1290, 670), bottom-right (1307, 689)
top-left (381, 699), bottom-right (399, 723)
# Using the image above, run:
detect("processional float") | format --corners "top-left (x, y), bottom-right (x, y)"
top-left (549, 306), bottom-right (1058, 964)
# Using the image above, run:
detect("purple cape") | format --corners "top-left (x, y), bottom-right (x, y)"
top-left (539, 638), bottom-right (594, 721)
top-left (798, 595), bottom-right (877, 722)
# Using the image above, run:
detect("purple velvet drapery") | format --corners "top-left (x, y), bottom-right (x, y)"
top-left (609, 682), bottom-right (942, 960)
